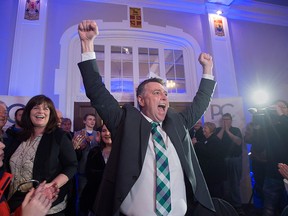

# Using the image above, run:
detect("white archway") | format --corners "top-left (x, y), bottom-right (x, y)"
top-left (55, 20), bottom-right (202, 121)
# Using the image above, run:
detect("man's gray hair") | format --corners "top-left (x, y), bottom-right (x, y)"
top-left (0, 100), bottom-right (7, 110)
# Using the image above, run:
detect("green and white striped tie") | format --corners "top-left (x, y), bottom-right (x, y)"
top-left (151, 122), bottom-right (171, 216)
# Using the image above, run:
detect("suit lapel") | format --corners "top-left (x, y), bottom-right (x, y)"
top-left (139, 117), bottom-right (152, 165)
top-left (162, 117), bottom-right (197, 193)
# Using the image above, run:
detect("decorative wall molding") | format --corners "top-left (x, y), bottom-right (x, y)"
top-left (82, 0), bottom-right (288, 26)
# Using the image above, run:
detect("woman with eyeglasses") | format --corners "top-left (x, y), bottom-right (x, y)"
top-left (4, 95), bottom-right (78, 215)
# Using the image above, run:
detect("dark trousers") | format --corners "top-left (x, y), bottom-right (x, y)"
top-left (262, 177), bottom-right (288, 216)
top-left (223, 156), bottom-right (242, 208)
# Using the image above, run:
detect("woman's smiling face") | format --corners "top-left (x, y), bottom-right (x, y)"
top-left (101, 125), bottom-right (112, 145)
top-left (30, 103), bottom-right (50, 128)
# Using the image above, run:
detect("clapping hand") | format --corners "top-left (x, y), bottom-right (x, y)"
top-left (21, 181), bottom-right (59, 216)
top-left (278, 163), bottom-right (288, 180)
top-left (72, 133), bottom-right (86, 150)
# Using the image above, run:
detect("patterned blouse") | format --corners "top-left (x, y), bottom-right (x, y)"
top-left (9, 134), bottom-right (67, 214)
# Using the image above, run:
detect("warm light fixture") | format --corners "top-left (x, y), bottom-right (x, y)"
top-left (166, 80), bottom-right (176, 89)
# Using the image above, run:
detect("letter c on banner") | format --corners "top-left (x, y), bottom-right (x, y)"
top-left (7, 103), bottom-right (25, 124)
top-left (210, 103), bottom-right (234, 119)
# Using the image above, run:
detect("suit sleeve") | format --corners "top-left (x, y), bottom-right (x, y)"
top-left (179, 78), bottom-right (216, 129)
top-left (59, 133), bottom-right (78, 179)
top-left (78, 60), bottom-right (124, 133)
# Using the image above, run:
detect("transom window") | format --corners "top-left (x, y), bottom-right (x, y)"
top-left (88, 45), bottom-right (187, 95)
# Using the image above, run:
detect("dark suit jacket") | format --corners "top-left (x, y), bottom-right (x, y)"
top-left (78, 59), bottom-right (216, 216)
top-left (5, 127), bottom-right (78, 207)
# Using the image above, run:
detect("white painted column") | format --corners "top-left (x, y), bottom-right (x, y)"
top-left (9, 0), bottom-right (48, 96)
top-left (206, 11), bottom-right (252, 204)
top-left (207, 13), bottom-right (238, 97)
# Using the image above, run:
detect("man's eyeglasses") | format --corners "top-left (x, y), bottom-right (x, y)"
top-left (0, 111), bottom-right (8, 116)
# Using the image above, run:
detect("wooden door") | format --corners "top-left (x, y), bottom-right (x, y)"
top-left (73, 102), bottom-right (102, 132)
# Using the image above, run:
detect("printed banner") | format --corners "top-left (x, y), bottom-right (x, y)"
top-left (0, 96), bottom-right (31, 130)
top-left (130, 7), bottom-right (142, 28)
top-left (204, 97), bottom-right (245, 130)
top-left (24, 0), bottom-right (40, 21)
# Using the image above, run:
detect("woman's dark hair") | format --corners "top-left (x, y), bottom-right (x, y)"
top-left (20, 95), bottom-right (58, 141)
top-left (96, 125), bottom-right (105, 150)
top-left (97, 124), bottom-right (112, 150)
top-left (14, 107), bottom-right (25, 117)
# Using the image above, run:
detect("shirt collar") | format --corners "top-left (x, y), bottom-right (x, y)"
top-left (140, 112), bottom-right (163, 127)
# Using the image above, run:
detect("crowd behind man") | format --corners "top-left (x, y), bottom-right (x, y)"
top-left (1, 91), bottom-right (288, 216)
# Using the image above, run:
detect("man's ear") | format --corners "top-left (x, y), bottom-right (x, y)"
top-left (137, 95), bottom-right (144, 107)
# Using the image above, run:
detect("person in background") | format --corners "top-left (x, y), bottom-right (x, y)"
top-left (73, 113), bottom-right (99, 215)
top-left (216, 113), bottom-right (245, 216)
top-left (4, 95), bottom-right (78, 215)
top-left (56, 109), bottom-right (63, 128)
top-left (6, 107), bottom-right (24, 133)
top-left (61, 117), bottom-right (74, 138)
top-left (60, 117), bottom-right (79, 216)
top-left (80, 124), bottom-right (112, 215)
top-left (194, 122), bottom-right (226, 199)
top-left (0, 101), bottom-right (8, 143)
top-left (190, 120), bottom-right (205, 145)
top-left (260, 99), bottom-right (288, 216)
top-left (5, 107), bottom-right (24, 146)
top-left (244, 119), bottom-right (266, 215)
top-left (77, 20), bottom-right (216, 216)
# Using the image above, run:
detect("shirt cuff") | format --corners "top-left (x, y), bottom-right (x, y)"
top-left (81, 52), bottom-right (96, 62)
top-left (202, 74), bottom-right (214, 80)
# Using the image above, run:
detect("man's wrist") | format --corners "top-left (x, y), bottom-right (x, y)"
top-left (81, 40), bottom-right (94, 53)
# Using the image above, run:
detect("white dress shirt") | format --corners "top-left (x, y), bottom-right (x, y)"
top-left (120, 114), bottom-right (187, 216)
